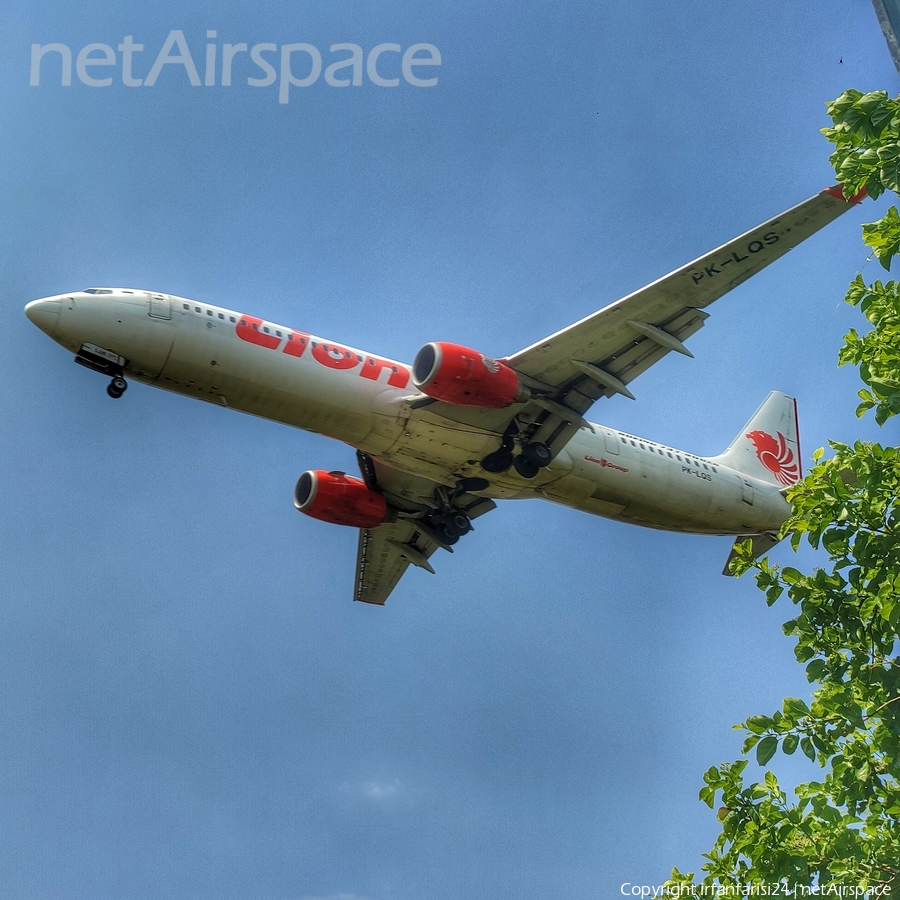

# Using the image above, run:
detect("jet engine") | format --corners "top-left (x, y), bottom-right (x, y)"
top-left (412, 342), bottom-right (530, 408)
top-left (293, 470), bottom-right (388, 528)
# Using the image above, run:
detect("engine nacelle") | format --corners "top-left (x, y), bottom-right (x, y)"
top-left (412, 342), bottom-right (529, 408)
top-left (293, 470), bottom-right (388, 528)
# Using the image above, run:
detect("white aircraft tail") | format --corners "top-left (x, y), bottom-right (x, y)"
top-left (711, 391), bottom-right (802, 488)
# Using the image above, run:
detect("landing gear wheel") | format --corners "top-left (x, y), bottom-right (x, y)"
top-left (436, 527), bottom-right (461, 546)
top-left (107, 375), bottom-right (127, 399)
top-left (442, 513), bottom-right (471, 539)
top-left (481, 447), bottom-right (514, 473)
top-left (522, 441), bottom-right (552, 468)
top-left (513, 454), bottom-right (540, 479)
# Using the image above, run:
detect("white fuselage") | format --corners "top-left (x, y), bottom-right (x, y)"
top-left (29, 289), bottom-right (789, 535)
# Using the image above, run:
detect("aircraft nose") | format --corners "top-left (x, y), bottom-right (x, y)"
top-left (25, 297), bottom-right (62, 337)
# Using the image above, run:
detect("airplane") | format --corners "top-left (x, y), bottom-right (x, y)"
top-left (24, 185), bottom-right (863, 605)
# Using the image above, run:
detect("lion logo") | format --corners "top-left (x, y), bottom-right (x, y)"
top-left (745, 430), bottom-right (800, 485)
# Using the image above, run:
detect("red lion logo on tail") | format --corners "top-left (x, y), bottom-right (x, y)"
top-left (745, 430), bottom-right (799, 486)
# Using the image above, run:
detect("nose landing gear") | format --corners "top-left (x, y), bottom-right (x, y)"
top-left (74, 344), bottom-right (130, 400)
top-left (106, 375), bottom-right (128, 399)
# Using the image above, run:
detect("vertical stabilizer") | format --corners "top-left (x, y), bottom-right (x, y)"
top-left (710, 391), bottom-right (802, 488)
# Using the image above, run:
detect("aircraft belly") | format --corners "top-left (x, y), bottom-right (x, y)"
top-left (370, 409), bottom-right (500, 486)
top-left (362, 404), bottom-right (577, 496)
top-left (546, 430), bottom-right (791, 534)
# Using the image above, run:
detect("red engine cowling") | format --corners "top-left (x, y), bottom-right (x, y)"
top-left (412, 342), bottom-right (529, 408)
top-left (293, 470), bottom-right (388, 528)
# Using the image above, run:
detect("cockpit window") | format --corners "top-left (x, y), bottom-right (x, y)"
top-left (84, 288), bottom-right (113, 294)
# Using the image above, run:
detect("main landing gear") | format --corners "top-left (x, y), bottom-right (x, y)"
top-left (427, 509), bottom-right (472, 545)
top-left (480, 435), bottom-right (552, 480)
top-left (106, 375), bottom-right (128, 399)
top-left (419, 476), bottom-right (490, 546)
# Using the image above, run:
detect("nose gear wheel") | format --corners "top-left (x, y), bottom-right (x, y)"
top-left (107, 375), bottom-right (128, 399)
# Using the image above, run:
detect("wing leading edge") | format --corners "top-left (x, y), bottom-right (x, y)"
top-left (505, 186), bottom-right (864, 393)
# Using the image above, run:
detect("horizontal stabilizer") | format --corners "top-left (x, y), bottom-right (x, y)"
top-left (723, 532), bottom-right (781, 576)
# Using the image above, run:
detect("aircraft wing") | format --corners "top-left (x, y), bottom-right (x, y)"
top-left (354, 519), bottom-right (441, 605)
top-left (353, 452), bottom-right (496, 605)
top-left (504, 186), bottom-right (863, 405)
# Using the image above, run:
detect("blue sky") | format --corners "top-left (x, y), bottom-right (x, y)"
top-left (1, 2), bottom-right (897, 899)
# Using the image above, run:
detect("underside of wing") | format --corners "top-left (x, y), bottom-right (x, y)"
top-left (505, 186), bottom-right (863, 393)
top-left (355, 518), bottom-right (441, 605)
top-left (353, 452), bottom-right (496, 605)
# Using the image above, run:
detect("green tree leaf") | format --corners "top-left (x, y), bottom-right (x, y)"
top-left (756, 735), bottom-right (778, 766)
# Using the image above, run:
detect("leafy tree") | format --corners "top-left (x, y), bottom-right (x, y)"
top-left (827, 90), bottom-right (900, 425)
top-left (667, 90), bottom-right (900, 895)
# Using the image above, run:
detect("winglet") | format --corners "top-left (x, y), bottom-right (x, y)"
top-left (824, 184), bottom-right (868, 204)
